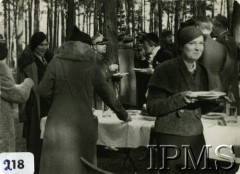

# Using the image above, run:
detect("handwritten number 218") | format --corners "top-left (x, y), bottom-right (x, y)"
top-left (4, 159), bottom-right (24, 171)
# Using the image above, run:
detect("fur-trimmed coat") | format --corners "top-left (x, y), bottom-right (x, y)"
top-left (38, 41), bottom-right (128, 174)
top-left (0, 61), bottom-right (33, 152)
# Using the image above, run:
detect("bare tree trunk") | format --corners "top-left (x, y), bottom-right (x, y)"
top-left (48, 0), bottom-right (53, 50)
top-left (99, 4), bottom-right (103, 33)
top-left (197, 0), bottom-right (206, 18)
top-left (7, 0), bottom-right (11, 65)
top-left (154, 1), bottom-right (159, 36)
top-left (212, 0), bottom-right (214, 17)
top-left (149, 0), bottom-right (154, 32)
top-left (232, 0), bottom-right (240, 46)
top-left (53, 0), bottom-right (58, 50)
top-left (143, 0), bottom-right (145, 31)
top-left (3, 0), bottom-right (7, 41)
top-left (66, 0), bottom-right (75, 40)
top-left (220, 0), bottom-right (224, 14)
top-left (125, 0), bottom-right (130, 34)
top-left (103, 0), bottom-right (118, 64)
top-left (82, 7), bottom-right (86, 31)
top-left (192, 0), bottom-right (197, 19)
top-left (34, 0), bottom-right (40, 32)
top-left (131, 0), bottom-right (135, 39)
top-left (94, 0), bottom-right (101, 34)
top-left (174, 0), bottom-right (181, 45)
top-left (25, 10), bottom-right (28, 44)
top-left (28, 0), bottom-right (33, 38)
top-left (61, 4), bottom-right (65, 43)
top-left (227, 0), bottom-right (234, 33)
top-left (17, 0), bottom-right (24, 68)
top-left (158, 1), bottom-right (163, 34)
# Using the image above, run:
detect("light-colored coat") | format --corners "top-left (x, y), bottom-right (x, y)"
top-left (0, 61), bottom-right (33, 152)
top-left (38, 41), bottom-right (128, 174)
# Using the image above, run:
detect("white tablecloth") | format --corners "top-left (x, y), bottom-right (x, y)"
top-left (40, 111), bottom-right (240, 163)
top-left (96, 110), bottom-right (154, 148)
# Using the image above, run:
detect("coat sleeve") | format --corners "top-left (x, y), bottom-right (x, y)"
top-left (1, 78), bottom-right (34, 103)
top-left (147, 86), bottom-right (188, 117)
top-left (93, 66), bottom-right (128, 121)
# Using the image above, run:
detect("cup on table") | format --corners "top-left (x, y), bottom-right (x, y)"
top-left (227, 107), bottom-right (238, 123)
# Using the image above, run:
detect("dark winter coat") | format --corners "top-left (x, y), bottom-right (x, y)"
top-left (147, 57), bottom-right (221, 136)
top-left (18, 45), bottom-right (52, 171)
top-left (38, 41), bottom-right (128, 174)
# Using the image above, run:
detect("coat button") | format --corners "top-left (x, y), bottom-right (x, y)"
top-left (179, 109), bottom-right (184, 113)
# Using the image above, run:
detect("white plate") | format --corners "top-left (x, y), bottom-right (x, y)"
top-left (202, 112), bottom-right (226, 119)
top-left (188, 91), bottom-right (226, 99)
top-left (133, 68), bottom-right (142, 71)
top-left (142, 116), bottom-right (156, 121)
top-left (113, 72), bottom-right (129, 76)
top-left (126, 110), bottom-right (140, 115)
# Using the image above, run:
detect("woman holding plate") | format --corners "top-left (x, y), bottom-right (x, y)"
top-left (147, 26), bottom-right (223, 173)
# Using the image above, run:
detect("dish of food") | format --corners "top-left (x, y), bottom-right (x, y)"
top-left (202, 112), bottom-right (226, 119)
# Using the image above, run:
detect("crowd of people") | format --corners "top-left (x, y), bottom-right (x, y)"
top-left (0, 14), bottom-right (239, 174)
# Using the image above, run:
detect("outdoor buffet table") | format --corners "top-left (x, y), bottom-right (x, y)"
top-left (40, 110), bottom-right (240, 163)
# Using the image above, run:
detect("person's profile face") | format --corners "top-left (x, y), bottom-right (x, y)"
top-left (96, 43), bottom-right (107, 54)
top-left (34, 39), bottom-right (48, 57)
top-left (182, 36), bottom-right (204, 63)
top-left (143, 41), bottom-right (154, 54)
top-left (165, 35), bottom-right (172, 44)
top-left (211, 19), bottom-right (222, 37)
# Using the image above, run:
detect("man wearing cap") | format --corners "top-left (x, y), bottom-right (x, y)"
top-left (92, 33), bottom-right (120, 109)
top-left (18, 31), bottom-right (53, 173)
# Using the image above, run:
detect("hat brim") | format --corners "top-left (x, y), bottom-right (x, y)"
top-left (95, 38), bottom-right (109, 45)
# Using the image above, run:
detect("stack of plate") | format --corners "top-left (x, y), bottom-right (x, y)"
top-left (188, 91), bottom-right (226, 100)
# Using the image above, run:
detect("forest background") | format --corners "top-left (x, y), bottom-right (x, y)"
top-left (0, 0), bottom-right (240, 70)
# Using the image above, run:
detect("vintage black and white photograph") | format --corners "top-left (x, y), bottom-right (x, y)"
top-left (0, 0), bottom-right (240, 173)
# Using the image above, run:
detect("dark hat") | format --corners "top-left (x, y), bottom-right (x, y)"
top-left (212, 14), bottom-right (228, 28)
top-left (0, 43), bottom-right (8, 60)
top-left (178, 26), bottom-right (203, 47)
top-left (180, 18), bottom-right (197, 29)
top-left (161, 30), bottom-right (172, 38)
top-left (92, 33), bottom-right (108, 45)
top-left (143, 33), bottom-right (159, 45)
top-left (30, 32), bottom-right (47, 51)
top-left (69, 26), bottom-right (93, 46)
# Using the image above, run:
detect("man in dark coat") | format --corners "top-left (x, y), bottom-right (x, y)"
top-left (134, 33), bottom-right (173, 108)
top-left (212, 14), bottom-right (240, 114)
top-left (38, 28), bottom-right (131, 174)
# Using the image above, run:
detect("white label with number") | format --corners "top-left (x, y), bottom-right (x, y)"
top-left (0, 152), bottom-right (34, 174)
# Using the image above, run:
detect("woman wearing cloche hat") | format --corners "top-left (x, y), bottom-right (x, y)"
top-left (18, 31), bottom-right (53, 173)
top-left (38, 26), bottom-right (131, 174)
top-left (147, 26), bottom-right (223, 172)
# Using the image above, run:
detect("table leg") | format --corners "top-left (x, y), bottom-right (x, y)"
top-left (121, 148), bottom-right (138, 173)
